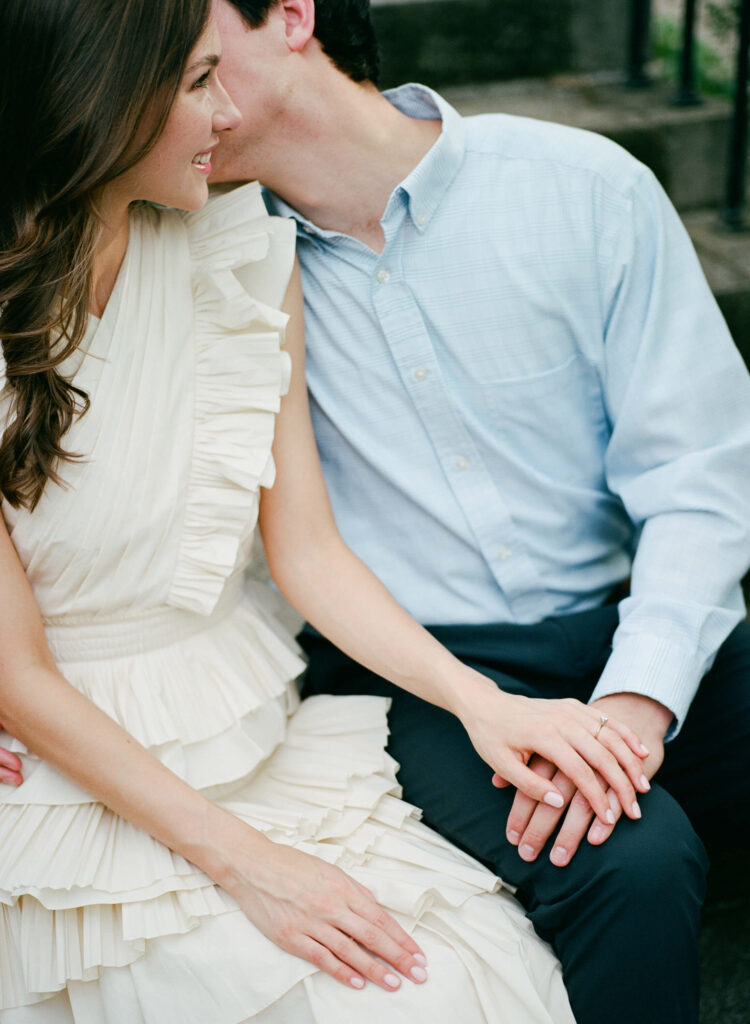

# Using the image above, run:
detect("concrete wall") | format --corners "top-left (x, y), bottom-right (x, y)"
top-left (371, 0), bottom-right (630, 88)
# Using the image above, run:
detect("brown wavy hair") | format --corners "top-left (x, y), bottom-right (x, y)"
top-left (0, 0), bottom-right (211, 509)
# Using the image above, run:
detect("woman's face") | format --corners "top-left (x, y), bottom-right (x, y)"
top-left (110, 16), bottom-right (241, 212)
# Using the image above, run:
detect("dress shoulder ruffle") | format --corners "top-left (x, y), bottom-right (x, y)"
top-left (167, 182), bottom-right (297, 616)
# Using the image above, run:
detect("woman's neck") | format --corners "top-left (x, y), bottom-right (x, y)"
top-left (90, 190), bottom-right (130, 318)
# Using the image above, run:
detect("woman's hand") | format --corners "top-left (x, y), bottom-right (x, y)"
top-left (500, 692), bottom-right (672, 868)
top-left (0, 721), bottom-right (23, 786)
top-left (501, 694), bottom-right (671, 867)
top-left (453, 681), bottom-right (650, 826)
top-left (216, 834), bottom-right (428, 992)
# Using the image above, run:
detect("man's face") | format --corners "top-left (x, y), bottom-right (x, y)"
top-left (210, 0), bottom-right (289, 183)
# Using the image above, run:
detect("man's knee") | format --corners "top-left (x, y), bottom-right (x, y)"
top-left (602, 790), bottom-right (707, 916)
top-left (530, 786), bottom-right (708, 939)
top-left (538, 790), bottom-right (707, 1024)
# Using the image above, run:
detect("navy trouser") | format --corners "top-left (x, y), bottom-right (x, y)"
top-left (299, 606), bottom-right (750, 1024)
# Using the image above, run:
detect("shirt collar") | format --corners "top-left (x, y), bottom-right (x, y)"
top-left (266, 84), bottom-right (465, 237)
top-left (383, 84), bottom-right (465, 232)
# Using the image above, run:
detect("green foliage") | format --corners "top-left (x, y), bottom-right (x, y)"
top-left (653, 2), bottom-right (739, 98)
top-left (706, 0), bottom-right (741, 39)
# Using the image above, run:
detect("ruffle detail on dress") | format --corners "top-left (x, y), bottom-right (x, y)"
top-left (0, 595), bottom-right (304, 806)
top-left (0, 695), bottom-right (520, 1016)
top-left (167, 183), bottom-right (296, 616)
top-left (0, 696), bottom-right (407, 909)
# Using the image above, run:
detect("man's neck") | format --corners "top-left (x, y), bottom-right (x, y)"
top-left (264, 82), bottom-right (441, 251)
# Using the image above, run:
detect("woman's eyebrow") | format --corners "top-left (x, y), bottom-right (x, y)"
top-left (184, 54), bottom-right (220, 74)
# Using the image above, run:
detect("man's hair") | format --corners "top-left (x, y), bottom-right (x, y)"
top-left (230, 0), bottom-right (381, 84)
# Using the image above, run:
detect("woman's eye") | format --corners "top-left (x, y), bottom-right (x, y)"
top-left (191, 71), bottom-right (211, 90)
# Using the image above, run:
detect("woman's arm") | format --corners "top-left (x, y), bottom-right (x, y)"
top-left (0, 520), bottom-right (221, 847)
top-left (0, 507), bottom-right (425, 992)
top-left (259, 265), bottom-right (650, 826)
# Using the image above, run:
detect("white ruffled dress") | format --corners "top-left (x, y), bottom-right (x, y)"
top-left (0, 184), bottom-right (574, 1024)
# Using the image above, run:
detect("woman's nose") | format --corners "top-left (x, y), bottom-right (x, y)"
top-left (213, 74), bottom-right (241, 132)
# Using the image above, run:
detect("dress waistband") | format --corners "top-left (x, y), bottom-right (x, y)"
top-left (42, 575), bottom-right (244, 662)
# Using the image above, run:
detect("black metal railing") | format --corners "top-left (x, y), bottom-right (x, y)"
top-left (726, 0), bottom-right (750, 226)
top-left (674, 0), bottom-right (702, 104)
top-left (628, 0), bottom-right (750, 228)
top-left (628, 0), bottom-right (653, 87)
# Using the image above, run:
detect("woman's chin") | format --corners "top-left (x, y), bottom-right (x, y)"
top-left (158, 179), bottom-right (210, 212)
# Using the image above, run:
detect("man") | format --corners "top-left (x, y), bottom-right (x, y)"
top-left (3, 0), bottom-right (749, 1019)
top-left (225, 2), bottom-right (750, 1022)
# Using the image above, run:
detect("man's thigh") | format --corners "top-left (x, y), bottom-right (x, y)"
top-left (298, 625), bottom-right (539, 878)
top-left (298, 607), bottom-right (618, 875)
top-left (298, 616), bottom-right (695, 894)
top-left (419, 610), bottom-right (750, 848)
top-left (299, 619), bottom-right (709, 1023)
top-left (299, 606), bottom-right (663, 880)
top-left (657, 619), bottom-right (750, 840)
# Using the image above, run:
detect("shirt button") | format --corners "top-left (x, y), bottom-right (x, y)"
top-left (498, 546), bottom-right (513, 561)
top-left (376, 268), bottom-right (391, 284)
top-left (416, 213), bottom-right (427, 227)
top-left (414, 367), bottom-right (429, 382)
top-left (455, 457), bottom-right (470, 471)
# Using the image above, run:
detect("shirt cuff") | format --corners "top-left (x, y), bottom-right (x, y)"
top-left (588, 634), bottom-right (704, 740)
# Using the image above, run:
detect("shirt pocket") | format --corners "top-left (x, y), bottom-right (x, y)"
top-left (482, 353), bottom-right (611, 487)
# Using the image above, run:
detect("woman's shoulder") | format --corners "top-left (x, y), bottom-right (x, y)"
top-left (183, 182), bottom-right (296, 310)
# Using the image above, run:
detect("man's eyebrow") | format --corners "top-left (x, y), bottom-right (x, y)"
top-left (185, 54), bottom-right (221, 74)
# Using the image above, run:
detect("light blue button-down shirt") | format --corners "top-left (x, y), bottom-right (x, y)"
top-left (266, 84), bottom-right (750, 733)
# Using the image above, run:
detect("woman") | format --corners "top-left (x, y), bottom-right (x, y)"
top-left (0, 1), bottom-right (649, 1020)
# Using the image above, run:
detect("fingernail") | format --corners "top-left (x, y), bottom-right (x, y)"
top-left (550, 845), bottom-right (568, 866)
top-left (640, 774), bottom-right (650, 791)
top-left (507, 830), bottom-right (520, 845)
top-left (410, 966), bottom-right (428, 982)
top-left (384, 973), bottom-right (401, 989)
top-left (590, 823), bottom-right (609, 842)
top-left (519, 844), bottom-right (537, 861)
top-left (413, 953), bottom-right (427, 966)
top-left (351, 977), bottom-right (365, 989)
top-left (632, 802), bottom-right (642, 819)
top-left (640, 744), bottom-right (650, 757)
top-left (605, 809), bottom-right (615, 825)
top-left (544, 792), bottom-right (564, 808)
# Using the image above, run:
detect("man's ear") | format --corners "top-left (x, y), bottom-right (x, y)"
top-left (278, 0), bottom-right (315, 53)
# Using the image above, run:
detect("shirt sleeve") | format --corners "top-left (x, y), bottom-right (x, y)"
top-left (588, 166), bottom-right (750, 737)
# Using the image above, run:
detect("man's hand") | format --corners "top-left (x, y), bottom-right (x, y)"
top-left (503, 693), bottom-right (672, 867)
top-left (0, 719), bottom-right (23, 786)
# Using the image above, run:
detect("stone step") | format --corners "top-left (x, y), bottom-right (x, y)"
top-left (371, 0), bottom-right (629, 87)
top-left (683, 211), bottom-right (750, 363)
top-left (440, 75), bottom-right (750, 359)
